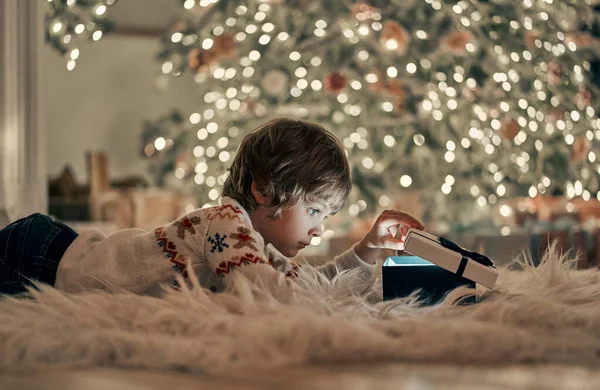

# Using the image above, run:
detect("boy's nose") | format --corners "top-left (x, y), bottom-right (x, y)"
top-left (310, 224), bottom-right (323, 237)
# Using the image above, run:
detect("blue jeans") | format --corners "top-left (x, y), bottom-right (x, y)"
top-left (0, 213), bottom-right (78, 295)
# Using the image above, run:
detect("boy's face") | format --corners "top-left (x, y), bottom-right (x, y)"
top-left (255, 200), bottom-right (333, 258)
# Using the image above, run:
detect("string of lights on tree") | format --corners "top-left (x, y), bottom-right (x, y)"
top-left (45, 0), bottom-right (118, 71)
top-left (139, 0), bottom-right (600, 230)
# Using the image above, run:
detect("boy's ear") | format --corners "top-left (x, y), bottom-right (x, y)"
top-left (251, 180), bottom-right (269, 205)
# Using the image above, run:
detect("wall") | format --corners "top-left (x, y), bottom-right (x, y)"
top-left (44, 35), bottom-right (201, 185)
top-left (0, 0), bottom-right (46, 222)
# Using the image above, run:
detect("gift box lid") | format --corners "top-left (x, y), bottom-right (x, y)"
top-left (403, 228), bottom-right (499, 289)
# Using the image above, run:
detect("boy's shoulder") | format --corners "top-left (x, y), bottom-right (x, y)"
top-left (196, 197), bottom-right (252, 227)
top-left (201, 203), bottom-right (244, 219)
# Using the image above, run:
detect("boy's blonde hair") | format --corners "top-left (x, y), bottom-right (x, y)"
top-left (222, 117), bottom-right (351, 216)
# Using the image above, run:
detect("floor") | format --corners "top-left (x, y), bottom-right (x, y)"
top-left (2, 362), bottom-right (599, 390)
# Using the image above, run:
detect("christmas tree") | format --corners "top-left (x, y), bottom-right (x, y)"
top-left (47, 0), bottom-right (600, 233)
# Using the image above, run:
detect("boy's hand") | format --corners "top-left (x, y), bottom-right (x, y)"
top-left (354, 210), bottom-right (425, 264)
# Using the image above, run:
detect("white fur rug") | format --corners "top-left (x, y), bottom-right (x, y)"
top-left (1, 246), bottom-right (600, 373)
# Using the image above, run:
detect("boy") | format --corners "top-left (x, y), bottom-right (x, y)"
top-left (0, 117), bottom-right (423, 297)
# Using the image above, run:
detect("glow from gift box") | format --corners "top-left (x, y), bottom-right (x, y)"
top-left (383, 256), bottom-right (435, 267)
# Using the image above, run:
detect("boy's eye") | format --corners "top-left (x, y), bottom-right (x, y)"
top-left (308, 208), bottom-right (321, 217)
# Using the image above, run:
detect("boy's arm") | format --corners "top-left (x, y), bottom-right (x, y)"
top-left (312, 209), bottom-right (425, 280)
top-left (313, 245), bottom-right (381, 281)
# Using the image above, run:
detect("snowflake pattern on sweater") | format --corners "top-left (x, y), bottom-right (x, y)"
top-left (208, 233), bottom-right (229, 253)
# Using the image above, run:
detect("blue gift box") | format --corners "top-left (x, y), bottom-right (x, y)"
top-left (382, 256), bottom-right (476, 305)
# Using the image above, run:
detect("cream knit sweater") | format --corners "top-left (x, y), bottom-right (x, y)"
top-left (55, 197), bottom-right (375, 296)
